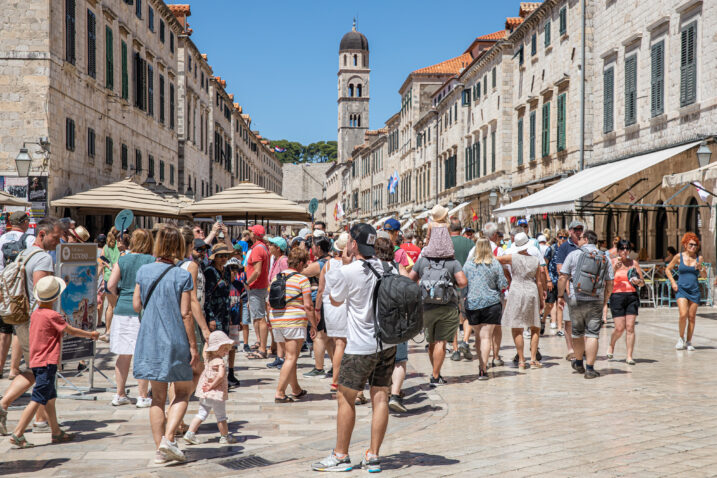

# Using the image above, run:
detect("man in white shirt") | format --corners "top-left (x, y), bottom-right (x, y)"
top-left (0, 211), bottom-right (35, 271)
top-left (312, 223), bottom-right (393, 474)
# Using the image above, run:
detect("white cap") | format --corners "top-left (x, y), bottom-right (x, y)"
top-left (537, 234), bottom-right (547, 243)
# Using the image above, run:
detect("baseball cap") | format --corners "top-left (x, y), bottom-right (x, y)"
top-left (383, 218), bottom-right (401, 231)
top-left (298, 227), bottom-right (312, 238)
top-left (8, 211), bottom-right (29, 225)
top-left (312, 229), bottom-right (326, 238)
top-left (268, 236), bottom-right (288, 252)
top-left (568, 220), bottom-right (585, 230)
top-left (537, 234), bottom-right (547, 243)
top-left (350, 223), bottom-right (377, 258)
top-left (249, 224), bottom-right (265, 237)
top-left (193, 238), bottom-right (209, 250)
top-left (517, 218), bottom-right (528, 226)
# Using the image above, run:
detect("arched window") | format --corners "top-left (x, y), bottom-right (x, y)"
top-left (356, 84), bottom-right (362, 97)
top-left (357, 114), bottom-right (361, 127)
top-left (655, 201), bottom-right (667, 258)
top-left (685, 197), bottom-right (701, 239)
top-left (343, 55), bottom-right (347, 66)
top-left (348, 84), bottom-right (354, 97)
top-left (353, 54), bottom-right (357, 66)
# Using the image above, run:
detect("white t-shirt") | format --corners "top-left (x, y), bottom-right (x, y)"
top-left (0, 230), bottom-right (36, 271)
top-left (330, 257), bottom-right (396, 355)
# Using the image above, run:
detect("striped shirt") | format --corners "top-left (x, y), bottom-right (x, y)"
top-left (268, 269), bottom-right (311, 329)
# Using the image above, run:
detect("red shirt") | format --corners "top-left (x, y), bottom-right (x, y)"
top-left (29, 308), bottom-right (67, 368)
top-left (246, 241), bottom-right (270, 290)
top-left (400, 243), bottom-right (421, 263)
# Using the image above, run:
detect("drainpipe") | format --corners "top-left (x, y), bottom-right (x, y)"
top-left (579, 0), bottom-right (586, 171)
top-left (432, 108), bottom-right (439, 204)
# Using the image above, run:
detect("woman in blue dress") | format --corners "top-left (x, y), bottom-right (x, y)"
top-left (666, 232), bottom-right (703, 352)
top-left (133, 226), bottom-right (197, 464)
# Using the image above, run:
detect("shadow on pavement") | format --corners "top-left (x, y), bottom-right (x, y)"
top-left (598, 368), bottom-right (630, 375)
top-left (74, 431), bottom-right (129, 442)
top-left (396, 404), bottom-right (443, 417)
top-left (63, 418), bottom-right (127, 432)
top-left (380, 451), bottom-right (459, 470)
top-left (633, 358), bottom-right (659, 364)
top-left (237, 378), bottom-right (273, 388)
top-left (0, 458), bottom-right (70, 475)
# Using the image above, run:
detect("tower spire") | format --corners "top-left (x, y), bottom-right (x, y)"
top-left (352, 18), bottom-right (356, 31)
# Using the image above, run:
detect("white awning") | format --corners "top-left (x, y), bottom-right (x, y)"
top-left (663, 161), bottom-right (717, 188)
top-left (402, 217), bottom-right (416, 230)
top-left (372, 215), bottom-right (394, 228)
top-left (495, 141), bottom-right (701, 217)
top-left (448, 201), bottom-right (472, 217)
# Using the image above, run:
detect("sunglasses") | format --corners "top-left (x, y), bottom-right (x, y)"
top-left (572, 227), bottom-right (584, 231)
top-left (687, 243), bottom-right (699, 248)
top-left (558, 236), bottom-right (568, 240)
top-left (215, 254), bottom-right (230, 259)
top-left (618, 247), bottom-right (629, 251)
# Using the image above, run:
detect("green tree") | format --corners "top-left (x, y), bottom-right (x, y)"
top-left (268, 139), bottom-right (337, 164)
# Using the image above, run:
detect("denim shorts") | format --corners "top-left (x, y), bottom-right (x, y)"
top-left (241, 301), bottom-right (251, 325)
top-left (31, 364), bottom-right (58, 405)
top-left (395, 342), bottom-right (408, 363)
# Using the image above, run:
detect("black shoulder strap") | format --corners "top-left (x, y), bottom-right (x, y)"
top-left (361, 259), bottom-right (384, 351)
top-left (142, 264), bottom-right (175, 312)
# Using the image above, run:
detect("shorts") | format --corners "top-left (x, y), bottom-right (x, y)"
top-left (609, 292), bottom-right (639, 317)
top-left (395, 342), bottom-right (408, 363)
top-left (109, 314), bottom-right (140, 355)
top-left (338, 347), bottom-right (396, 391)
top-left (545, 285), bottom-right (558, 304)
top-left (196, 397), bottom-right (227, 423)
top-left (14, 321), bottom-right (31, 373)
top-left (569, 300), bottom-right (603, 339)
top-left (248, 289), bottom-right (268, 321)
top-left (458, 288), bottom-right (467, 318)
top-left (241, 300), bottom-right (251, 326)
top-left (31, 364), bottom-right (58, 405)
top-left (0, 317), bottom-right (13, 335)
top-left (562, 300), bottom-right (571, 322)
top-left (466, 302), bottom-right (502, 326)
top-left (271, 326), bottom-right (307, 343)
top-left (316, 306), bottom-right (326, 333)
top-left (423, 305), bottom-right (460, 343)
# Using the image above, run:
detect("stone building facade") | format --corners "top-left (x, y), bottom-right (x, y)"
top-left (282, 162), bottom-right (332, 215)
top-left (0, 0), bottom-right (281, 232)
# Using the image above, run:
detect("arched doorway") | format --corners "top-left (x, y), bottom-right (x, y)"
top-left (655, 202), bottom-right (667, 258)
top-left (685, 197), bottom-right (701, 240)
top-left (629, 209), bottom-right (640, 251)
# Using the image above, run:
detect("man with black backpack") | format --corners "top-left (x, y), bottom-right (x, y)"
top-left (0, 212), bottom-right (35, 271)
top-left (557, 230), bottom-right (614, 379)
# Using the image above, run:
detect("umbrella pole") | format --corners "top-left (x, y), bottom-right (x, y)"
top-left (245, 212), bottom-right (248, 231)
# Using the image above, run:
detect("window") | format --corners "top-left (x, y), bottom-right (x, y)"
top-left (484, 75), bottom-right (487, 95)
top-left (148, 6), bottom-right (154, 32)
top-left (121, 40), bottom-right (128, 100)
top-left (105, 136), bottom-right (113, 165)
top-left (170, 164), bottom-right (175, 185)
top-left (625, 55), bottom-right (637, 126)
top-left (473, 142), bottom-right (480, 178)
top-left (483, 138), bottom-right (487, 173)
top-left (159, 19), bottom-right (165, 43)
top-left (188, 55), bottom-right (192, 72)
top-left (121, 143), bottom-right (128, 169)
top-left (133, 52), bottom-right (147, 110)
top-left (148, 155), bottom-right (155, 177)
top-left (476, 81), bottom-right (481, 100)
top-left (105, 27), bottom-right (113, 90)
top-left (559, 6), bottom-right (567, 35)
top-left (147, 65), bottom-right (154, 116)
top-left (65, 0), bottom-right (76, 64)
top-left (531, 33), bottom-right (537, 56)
top-left (135, 149), bottom-right (142, 173)
top-left (444, 155), bottom-right (457, 189)
top-left (353, 54), bottom-right (357, 66)
top-left (529, 110), bottom-right (536, 161)
top-left (492, 67), bottom-right (496, 88)
top-left (356, 84), bottom-right (362, 97)
top-left (87, 9), bottom-right (96, 78)
top-left (491, 130), bottom-right (496, 172)
top-left (159, 74), bottom-right (165, 123)
top-left (135, 0), bottom-right (142, 19)
top-left (518, 45), bottom-right (524, 65)
top-left (544, 21), bottom-right (551, 47)
top-left (170, 32), bottom-right (174, 54)
top-left (87, 128), bottom-right (95, 157)
top-left (65, 118), bottom-right (75, 151)
top-left (603, 67), bottom-right (614, 133)
top-left (169, 83), bottom-right (175, 129)
top-left (517, 117), bottom-right (524, 166)
top-left (159, 160), bottom-right (165, 182)
top-left (680, 22), bottom-right (697, 107)
top-left (651, 40), bottom-right (665, 117)
top-left (542, 102), bottom-right (550, 157)
top-left (557, 93), bottom-right (566, 152)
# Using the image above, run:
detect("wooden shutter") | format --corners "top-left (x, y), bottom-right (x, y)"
top-left (544, 21), bottom-right (551, 47)
top-left (65, 0), bottom-right (76, 64)
top-left (464, 147), bottom-right (470, 180)
top-left (559, 7), bottom-right (567, 35)
top-left (651, 41), bottom-right (664, 117)
top-left (121, 144), bottom-right (128, 169)
top-left (529, 111), bottom-right (536, 161)
top-left (473, 142), bottom-right (479, 178)
top-left (542, 103), bottom-right (550, 157)
top-left (531, 34), bottom-right (537, 56)
top-left (105, 136), bottom-right (112, 165)
top-left (557, 93), bottom-right (566, 152)
top-left (105, 27), bottom-right (113, 90)
top-left (147, 65), bottom-right (154, 116)
top-left (121, 41), bottom-right (128, 99)
top-left (603, 68), bottom-right (614, 133)
top-left (491, 131), bottom-right (496, 172)
top-left (680, 23), bottom-right (696, 107)
top-left (517, 118), bottom-right (524, 166)
top-left (483, 138), bottom-right (487, 174)
top-left (625, 55), bottom-right (637, 126)
top-left (159, 75), bottom-right (165, 123)
top-left (87, 9), bottom-right (96, 78)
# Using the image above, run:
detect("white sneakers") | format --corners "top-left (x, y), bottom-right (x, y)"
top-left (135, 397), bottom-right (152, 408)
top-left (550, 322), bottom-right (557, 329)
top-left (159, 436), bottom-right (186, 462)
top-left (111, 395), bottom-right (131, 406)
top-left (686, 342), bottom-right (696, 351)
top-left (676, 337), bottom-right (696, 351)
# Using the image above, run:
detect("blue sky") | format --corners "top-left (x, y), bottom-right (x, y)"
top-left (183, 1), bottom-right (515, 145)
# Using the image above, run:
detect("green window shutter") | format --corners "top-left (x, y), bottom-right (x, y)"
top-left (603, 67), bottom-right (614, 133)
top-left (105, 26), bottom-right (113, 90)
top-left (557, 93), bottom-right (566, 152)
top-left (87, 9), bottom-right (96, 78)
top-left (651, 41), bottom-right (664, 117)
top-left (544, 21), bottom-right (551, 47)
top-left (531, 34), bottom-right (537, 56)
top-left (465, 147), bottom-right (469, 180)
top-left (491, 130), bottom-right (496, 172)
top-left (483, 138), bottom-right (487, 174)
top-left (517, 118), bottom-right (524, 166)
top-left (559, 7), bottom-right (567, 35)
top-left (65, 0), bottom-right (76, 64)
top-left (492, 67), bottom-right (496, 88)
top-left (680, 23), bottom-right (696, 107)
top-left (542, 103), bottom-right (550, 157)
top-left (529, 110), bottom-right (536, 161)
top-left (625, 55), bottom-right (637, 126)
top-left (121, 40), bottom-right (128, 99)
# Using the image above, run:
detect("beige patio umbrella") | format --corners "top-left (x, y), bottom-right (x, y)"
top-left (181, 182), bottom-right (311, 221)
top-left (0, 191), bottom-right (30, 207)
top-left (51, 178), bottom-right (186, 218)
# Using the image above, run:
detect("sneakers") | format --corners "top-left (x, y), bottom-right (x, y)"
top-left (492, 357), bottom-right (504, 368)
top-left (686, 342), bottom-right (696, 351)
top-left (360, 452), bottom-right (381, 473)
top-left (388, 394), bottom-right (407, 413)
top-left (0, 407), bottom-right (7, 436)
top-left (571, 360), bottom-right (586, 374)
top-left (303, 368), bottom-right (325, 377)
top-left (450, 350), bottom-right (461, 361)
top-left (676, 337), bottom-right (686, 350)
top-left (32, 421), bottom-right (51, 433)
top-left (550, 322), bottom-right (557, 329)
top-left (136, 397), bottom-right (152, 408)
top-left (243, 344), bottom-right (251, 353)
top-left (267, 357), bottom-right (284, 369)
top-left (112, 395), bottom-right (132, 407)
top-left (458, 342), bottom-right (472, 361)
top-left (429, 375), bottom-right (447, 387)
top-left (557, 330), bottom-right (565, 337)
top-left (325, 368), bottom-right (334, 378)
top-left (98, 334), bottom-right (109, 343)
top-left (219, 434), bottom-right (237, 444)
top-left (523, 329), bottom-right (531, 338)
top-left (158, 436), bottom-right (186, 462)
top-left (311, 450), bottom-right (353, 472)
top-left (227, 371), bottom-right (240, 388)
top-left (154, 450), bottom-right (170, 465)
top-left (584, 369), bottom-right (601, 379)
top-left (183, 431), bottom-right (201, 445)
top-left (478, 369), bottom-right (488, 381)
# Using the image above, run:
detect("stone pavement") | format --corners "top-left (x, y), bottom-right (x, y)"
top-left (1, 307), bottom-right (717, 477)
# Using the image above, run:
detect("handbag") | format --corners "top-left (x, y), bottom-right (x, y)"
top-left (139, 264), bottom-right (175, 322)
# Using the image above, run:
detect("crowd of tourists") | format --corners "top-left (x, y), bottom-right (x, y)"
top-left (0, 205), bottom-right (707, 471)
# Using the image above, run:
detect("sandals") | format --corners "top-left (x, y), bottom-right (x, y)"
top-left (518, 362), bottom-right (527, 370)
top-left (247, 351), bottom-right (268, 360)
top-left (274, 395), bottom-right (294, 403)
top-left (355, 394), bottom-right (368, 405)
top-left (174, 423), bottom-right (189, 436)
top-left (530, 361), bottom-right (543, 369)
top-left (250, 342), bottom-right (260, 351)
top-left (565, 353), bottom-right (575, 361)
top-left (51, 430), bottom-right (76, 444)
top-left (10, 433), bottom-right (34, 448)
top-left (290, 389), bottom-right (308, 399)
top-left (626, 358), bottom-right (636, 365)
top-left (606, 351), bottom-right (614, 359)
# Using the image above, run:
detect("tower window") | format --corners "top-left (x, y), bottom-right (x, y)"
top-left (353, 54), bottom-right (357, 66)
top-left (357, 114), bottom-right (361, 127)
top-left (356, 84), bottom-right (362, 97)
top-left (343, 55), bottom-right (347, 66)
top-left (349, 84), bottom-right (354, 97)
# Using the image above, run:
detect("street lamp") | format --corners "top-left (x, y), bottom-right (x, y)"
top-left (14, 148), bottom-right (32, 177)
top-left (488, 189), bottom-right (498, 207)
top-left (697, 141), bottom-right (712, 168)
top-left (185, 185), bottom-right (195, 200)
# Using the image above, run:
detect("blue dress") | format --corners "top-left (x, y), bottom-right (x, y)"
top-left (676, 253), bottom-right (701, 304)
top-left (133, 262), bottom-right (194, 382)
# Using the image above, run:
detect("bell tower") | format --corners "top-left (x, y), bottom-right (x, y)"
top-left (338, 20), bottom-right (370, 164)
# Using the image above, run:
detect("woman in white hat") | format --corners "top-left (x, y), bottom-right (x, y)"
top-left (498, 232), bottom-right (545, 370)
top-left (422, 204), bottom-right (455, 259)
top-left (314, 232), bottom-right (350, 393)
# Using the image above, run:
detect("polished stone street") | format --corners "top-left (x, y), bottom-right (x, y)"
top-left (1, 307), bottom-right (716, 477)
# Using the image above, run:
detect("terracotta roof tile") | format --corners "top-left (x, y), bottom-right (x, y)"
top-left (505, 17), bottom-right (524, 29)
top-left (475, 30), bottom-right (507, 41)
top-left (168, 5), bottom-right (191, 16)
top-left (412, 52), bottom-right (473, 75)
top-left (520, 2), bottom-right (542, 17)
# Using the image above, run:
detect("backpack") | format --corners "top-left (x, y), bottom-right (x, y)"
top-left (363, 260), bottom-right (423, 347)
top-left (418, 259), bottom-right (456, 305)
top-left (0, 249), bottom-right (42, 325)
top-left (268, 272), bottom-right (302, 309)
top-left (571, 246), bottom-right (609, 298)
top-left (1, 232), bottom-right (31, 264)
